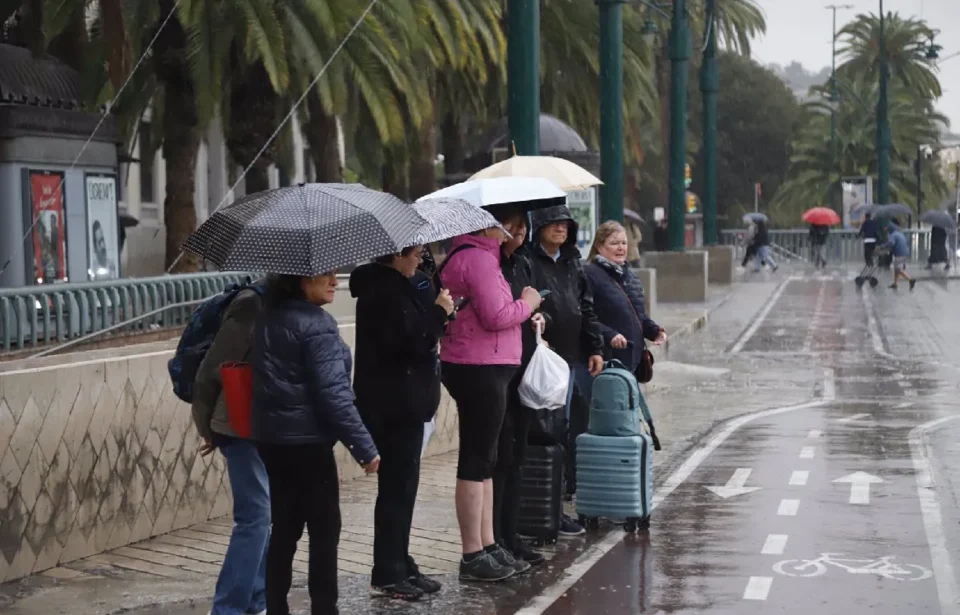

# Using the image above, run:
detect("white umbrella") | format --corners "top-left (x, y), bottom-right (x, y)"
top-left (416, 176), bottom-right (567, 210)
top-left (467, 156), bottom-right (602, 191)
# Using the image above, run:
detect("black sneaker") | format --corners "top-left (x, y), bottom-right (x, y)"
top-left (559, 513), bottom-right (586, 537)
top-left (371, 579), bottom-right (424, 601)
top-left (409, 573), bottom-right (442, 594)
top-left (459, 552), bottom-right (515, 582)
top-left (512, 540), bottom-right (546, 566)
top-left (491, 544), bottom-right (531, 575)
top-left (889, 284), bottom-right (898, 290)
top-left (909, 279), bottom-right (917, 291)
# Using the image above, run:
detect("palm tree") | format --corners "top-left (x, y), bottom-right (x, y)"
top-left (837, 11), bottom-right (941, 100)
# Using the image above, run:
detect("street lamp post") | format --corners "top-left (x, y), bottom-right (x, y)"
top-left (507, 0), bottom-right (540, 156)
top-left (700, 0), bottom-right (718, 246)
top-left (826, 4), bottom-right (853, 215)
top-left (666, 0), bottom-right (691, 251)
top-left (599, 0), bottom-right (626, 224)
top-left (877, 0), bottom-right (891, 205)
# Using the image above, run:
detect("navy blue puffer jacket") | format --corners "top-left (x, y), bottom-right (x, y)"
top-left (250, 299), bottom-right (378, 465)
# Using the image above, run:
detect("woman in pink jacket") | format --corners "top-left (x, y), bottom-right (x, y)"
top-left (440, 226), bottom-right (542, 583)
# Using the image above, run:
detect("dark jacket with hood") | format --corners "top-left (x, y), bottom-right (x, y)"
top-left (251, 296), bottom-right (377, 465)
top-left (584, 258), bottom-right (660, 373)
top-left (752, 221), bottom-right (770, 247)
top-left (500, 244), bottom-right (552, 370)
top-left (528, 205), bottom-right (604, 365)
top-left (350, 263), bottom-right (448, 426)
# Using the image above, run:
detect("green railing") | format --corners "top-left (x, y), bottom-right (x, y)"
top-left (0, 272), bottom-right (253, 352)
top-left (719, 229), bottom-right (936, 264)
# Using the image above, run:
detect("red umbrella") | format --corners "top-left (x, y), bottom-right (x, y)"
top-left (802, 207), bottom-right (841, 226)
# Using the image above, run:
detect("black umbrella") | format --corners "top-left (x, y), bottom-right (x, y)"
top-left (182, 183), bottom-right (427, 275)
top-left (920, 210), bottom-right (956, 231)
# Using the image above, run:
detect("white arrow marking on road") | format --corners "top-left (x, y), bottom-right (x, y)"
top-left (833, 471), bottom-right (884, 505)
top-left (705, 468), bottom-right (761, 498)
top-left (838, 413), bottom-right (870, 423)
top-left (807, 429), bottom-right (822, 439)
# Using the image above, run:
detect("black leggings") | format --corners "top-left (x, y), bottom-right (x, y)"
top-left (493, 377), bottom-right (533, 549)
top-left (442, 362), bottom-right (517, 482)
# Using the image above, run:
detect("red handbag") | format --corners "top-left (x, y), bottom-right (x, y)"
top-left (220, 362), bottom-right (253, 438)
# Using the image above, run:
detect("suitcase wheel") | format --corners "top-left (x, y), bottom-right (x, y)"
top-left (579, 515), bottom-right (601, 532)
top-left (638, 516), bottom-right (651, 532)
top-left (624, 518), bottom-right (638, 533)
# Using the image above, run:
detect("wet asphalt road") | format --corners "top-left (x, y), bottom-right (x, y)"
top-left (540, 273), bottom-right (960, 615)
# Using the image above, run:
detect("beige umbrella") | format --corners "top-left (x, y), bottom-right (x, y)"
top-left (468, 155), bottom-right (602, 191)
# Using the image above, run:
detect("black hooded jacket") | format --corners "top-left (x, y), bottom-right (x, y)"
top-left (500, 244), bottom-right (552, 369)
top-left (349, 263), bottom-right (448, 426)
top-left (528, 205), bottom-right (604, 364)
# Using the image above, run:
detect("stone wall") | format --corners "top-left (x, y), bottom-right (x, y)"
top-left (0, 328), bottom-right (460, 583)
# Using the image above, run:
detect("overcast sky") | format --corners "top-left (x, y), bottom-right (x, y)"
top-left (751, 0), bottom-right (960, 134)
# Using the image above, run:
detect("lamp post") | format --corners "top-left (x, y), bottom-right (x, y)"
top-left (877, 0), bottom-right (891, 205)
top-left (826, 4), bottom-right (853, 215)
top-left (700, 0), bottom-right (718, 245)
top-left (599, 0), bottom-right (626, 224)
top-left (507, 0), bottom-right (540, 156)
top-left (666, 0), bottom-right (691, 251)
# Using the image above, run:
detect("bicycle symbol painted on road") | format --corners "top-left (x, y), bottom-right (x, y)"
top-left (774, 553), bottom-right (932, 581)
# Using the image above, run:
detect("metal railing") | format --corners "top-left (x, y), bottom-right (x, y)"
top-left (719, 229), bottom-right (935, 264)
top-left (0, 272), bottom-right (254, 352)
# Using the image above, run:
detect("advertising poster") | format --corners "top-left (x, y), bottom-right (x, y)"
top-left (28, 171), bottom-right (67, 284)
top-left (566, 188), bottom-right (598, 259)
top-left (85, 174), bottom-right (120, 280)
top-left (842, 176), bottom-right (872, 228)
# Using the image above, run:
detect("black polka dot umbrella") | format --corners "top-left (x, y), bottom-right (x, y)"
top-left (182, 183), bottom-right (427, 275)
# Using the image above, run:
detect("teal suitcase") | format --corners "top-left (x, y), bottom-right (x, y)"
top-left (575, 433), bottom-right (653, 532)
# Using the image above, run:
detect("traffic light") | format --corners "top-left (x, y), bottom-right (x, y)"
top-left (685, 164), bottom-right (692, 189)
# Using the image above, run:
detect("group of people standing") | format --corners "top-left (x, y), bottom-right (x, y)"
top-left (190, 203), bottom-right (665, 614)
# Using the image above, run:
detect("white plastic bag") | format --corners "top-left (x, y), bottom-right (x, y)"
top-left (518, 327), bottom-right (570, 410)
top-left (421, 417), bottom-right (436, 458)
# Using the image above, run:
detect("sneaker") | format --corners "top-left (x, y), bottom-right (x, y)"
top-left (491, 544), bottom-right (531, 575)
top-left (889, 284), bottom-right (898, 290)
top-left (512, 540), bottom-right (546, 566)
top-left (909, 279), bottom-right (917, 291)
top-left (559, 514), bottom-right (586, 537)
top-left (459, 552), bottom-right (515, 582)
top-left (371, 579), bottom-right (424, 601)
top-left (409, 573), bottom-right (442, 594)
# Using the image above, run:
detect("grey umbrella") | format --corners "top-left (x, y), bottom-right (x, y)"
top-left (856, 203), bottom-right (913, 219)
top-left (624, 209), bottom-right (645, 226)
top-left (743, 212), bottom-right (768, 224)
top-left (182, 183), bottom-right (427, 275)
top-left (920, 210), bottom-right (956, 231)
top-left (410, 198), bottom-right (508, 245)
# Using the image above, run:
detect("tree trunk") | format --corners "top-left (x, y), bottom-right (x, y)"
top-left (155, 4), bottom-right (200, 272)
top-left (225, 62), bottom-right (279, 195)
top-left (306, 90), bottom-right (342, 182)
top-left (99, 0), bottom-right (132, 91)
top-left (381, 152), bottom-right (409, 200)
top-left (408, 117), bottom-right (437, 200)
top-left (441, 111), bottom-right (465, 175)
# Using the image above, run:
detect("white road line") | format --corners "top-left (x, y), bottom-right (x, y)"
top-left (802, 283), bottom-right (826, 352)
top-left (910, 416), bottom-right (960, 615)
top-left (789, 470), bottom-right (809, 486)
top-left (861, 291), bottom-right (897, 360)
top-left (514, 373), bottom-right (835, 615)
top-left (729, 276), bottom-right (797, 354)
top-left (761, 534), bottom-right (789, 555)
top-left (743, 576), bottom-right (773, 600)
top-left (807, 429), bottom-right (822, 439)
top-left (838, 413), bottom-right (870, 423)
top-left (799, 446), bottom-right (816, 459)
top-left (777, 499), bottom-right (800, 516)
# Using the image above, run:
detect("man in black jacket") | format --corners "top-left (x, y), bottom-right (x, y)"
top-left (350, 248), bottom-right (454, 601)
top-left (529, 205), bottom-right (605, 536)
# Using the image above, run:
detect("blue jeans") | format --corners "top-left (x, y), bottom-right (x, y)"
top-left (754, 245), bottom-right (777, 270)
top-left (212, 438), bottom-right (271, 615)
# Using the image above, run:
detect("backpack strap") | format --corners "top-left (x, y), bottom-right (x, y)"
top-left (438, 244), bottom-right (476, 276)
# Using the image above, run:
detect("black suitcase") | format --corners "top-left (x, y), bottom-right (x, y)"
top-left (528, 407), bottom-right (566, 446)
top-left (517, 444), bottom-right (562, 544)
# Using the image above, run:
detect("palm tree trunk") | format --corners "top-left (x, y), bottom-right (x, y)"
top-left (409, 118), bottom-right (437, 200)
top-left (99, 0), bottom-right (132, 91)
top-left (382, 150), bottom-right (409, 200)
top-left (226, 62), bottom-right (279, 195)
top-left (306, 90), bottom-right (342, 182)
top-left (441, 111), bottom-right (465, 175)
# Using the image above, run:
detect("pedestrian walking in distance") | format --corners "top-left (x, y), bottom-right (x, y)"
top-left (251, 273), bottom-right (380, 615)
top-left (859, 213), bottom-right (879, 268)
top-left (439, 225), bottom-right (543, 582)
top-left (192, 287), bottom-right (269, 615)
top-left (884, 223), bottom-right (916, 291)
top-left (349, 246), bottom-right (455, 601)
top-left (809, 224), bottom-right (829, 269)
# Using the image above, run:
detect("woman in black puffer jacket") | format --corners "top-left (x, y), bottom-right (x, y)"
top-left (251, 272), bottom-right (380, 615)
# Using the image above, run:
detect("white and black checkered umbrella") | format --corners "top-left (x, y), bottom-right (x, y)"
top-left (182, 183), bottom-right (427, 275)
